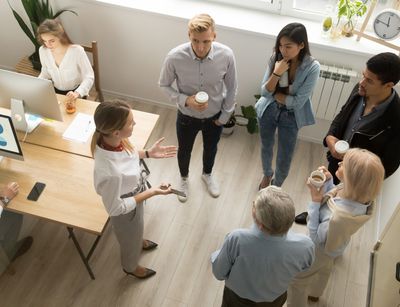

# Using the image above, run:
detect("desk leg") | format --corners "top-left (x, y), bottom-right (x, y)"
top-left (87, 218), bottom-right (110, 262)
top-left (67, 227), bottom-right (96, 280)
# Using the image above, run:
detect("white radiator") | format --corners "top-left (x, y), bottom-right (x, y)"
top-left (312, 64), bottom-right (359, 121)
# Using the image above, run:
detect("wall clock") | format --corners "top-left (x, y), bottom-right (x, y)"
top-left (373, 9), bottom-right (400, 40)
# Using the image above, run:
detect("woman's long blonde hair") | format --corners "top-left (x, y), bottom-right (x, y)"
top-left (341, 148), bottom-right (385, 204)
top-left (90, 100), bottom-right (134, 156)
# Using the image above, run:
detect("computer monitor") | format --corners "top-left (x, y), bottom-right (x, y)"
top-left (0, 114), bottom-right (23, 162)
top-left (0, 69), bottom-right (63, 133)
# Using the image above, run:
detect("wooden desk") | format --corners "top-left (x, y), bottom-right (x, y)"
top-left (1, 143), bottom-right (107, 234)
top-left (8, 95), bottom-right (159, 157)
top-left (0, 142), bottom-right (108, 279)
top-left (0, 97), bottom-right (160, 279)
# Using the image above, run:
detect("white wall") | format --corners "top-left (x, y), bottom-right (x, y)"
top-left (1, 0), bottom-right (399, 238)
top-left (1, 0), bottom-right (371, 143)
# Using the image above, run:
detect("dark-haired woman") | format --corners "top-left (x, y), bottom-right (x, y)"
top-left (256, 23), bottom-right (320, 188)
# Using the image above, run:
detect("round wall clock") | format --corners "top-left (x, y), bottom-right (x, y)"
top-left (373, 9), bottom-right (400, 40)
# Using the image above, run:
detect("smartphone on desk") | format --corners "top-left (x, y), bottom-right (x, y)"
top-left (27, 182), bottom-right (46, 201)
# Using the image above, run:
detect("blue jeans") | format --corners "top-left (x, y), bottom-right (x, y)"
top-left (258, 102), bottom-right (299, 187)
top-left (176, 111), bottom-right (223, 177)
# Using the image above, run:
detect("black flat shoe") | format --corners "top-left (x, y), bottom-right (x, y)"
top-left (308, 296), bottom-right (319, 302)
top-left (11, 236), bottom-right (33, 262)
top-left (142, 239), bottom-right (158, 251)
top-left (123, 268), bottom-right (156, 279)
top-left (295, 212), bottom-right (308, 225)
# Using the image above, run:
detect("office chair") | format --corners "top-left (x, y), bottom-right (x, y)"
top-left (82, 41), bottom-right (104, 102)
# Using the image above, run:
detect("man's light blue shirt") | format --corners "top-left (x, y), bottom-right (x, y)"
top-left (211, 224), bottom-right (315, 302)
top-left (159, 42), bottom-right (237, 124)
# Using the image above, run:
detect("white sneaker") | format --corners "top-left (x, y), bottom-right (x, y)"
top-left (178, 177), bottom-right (189, 202)
top-left (201, 173), bottom-right (220, 198)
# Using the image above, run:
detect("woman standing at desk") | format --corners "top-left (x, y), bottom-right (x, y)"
top-left (37, 19), bottom-right (94, 100)
top-left (91, 101), bottom-right (177, 279)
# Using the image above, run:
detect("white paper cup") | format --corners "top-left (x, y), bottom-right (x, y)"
top-left (195, 91), bottom-right (208, 104)
top-left (335, 140), bottom-right (349, 155)
top-left (309, 170), bottom-right (326, 189)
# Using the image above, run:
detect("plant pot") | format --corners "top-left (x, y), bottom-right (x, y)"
top-left (29, 52), bottom-right (42, 71)
top-left (222, 115), bottom-right (236, 136)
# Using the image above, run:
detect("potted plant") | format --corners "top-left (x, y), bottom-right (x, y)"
top-left (222, 98), bottom-right (259, 136)
top-left (336, 0), bottom-right (368, 37)
top-left (8, 0), bottom-right (77, 70)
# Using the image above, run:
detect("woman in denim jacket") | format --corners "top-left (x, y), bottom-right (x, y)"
top-left (256, 23), bottom-right (320, 188)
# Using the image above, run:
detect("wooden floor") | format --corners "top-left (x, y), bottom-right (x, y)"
top-left (0, 100), bottom-right (376, 307)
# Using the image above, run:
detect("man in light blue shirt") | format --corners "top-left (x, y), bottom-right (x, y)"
top-left (159, 14), bottom-right (237, 203)
top-left (211, 186), bottom-right (315, 306)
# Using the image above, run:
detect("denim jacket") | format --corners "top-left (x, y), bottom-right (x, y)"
top-left (255, 54), bottom-right (320, 129)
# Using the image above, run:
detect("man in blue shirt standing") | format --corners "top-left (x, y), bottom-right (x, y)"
top-left (211, 186), bottom-right (315, 306)
top-left (159, 13), bottom-right (237, 202)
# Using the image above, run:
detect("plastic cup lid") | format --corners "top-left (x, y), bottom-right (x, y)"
top-left (195, 91), bottom-right (208, 103)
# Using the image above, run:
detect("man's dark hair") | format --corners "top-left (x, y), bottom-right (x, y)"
top-left (366, 52), bottom-right (400, 85)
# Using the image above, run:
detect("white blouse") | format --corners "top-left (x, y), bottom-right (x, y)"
top-left (38, 45), bottom-right (94, 97)
top-left (93, 146), bottom-right (141, 217)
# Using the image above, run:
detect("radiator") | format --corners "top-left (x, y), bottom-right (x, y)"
top-left (311, 64), bottom-right (359, 121)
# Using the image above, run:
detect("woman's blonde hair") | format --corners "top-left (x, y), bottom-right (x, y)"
top-left (37, 19), bottom-right (72, 46)
top-left (188, 14), bottom-right (215, 33)
top-left (253, 186), bottom-right (295, 235)
top-left (342, 148), bottom-right (385, 204)
top-left (90, 100), bottom-right (134, 156)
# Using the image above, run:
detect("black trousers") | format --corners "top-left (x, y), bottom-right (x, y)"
top-left (221, 287), bottom-right (287, 307)
top-left (54, 87), bottom-right (87, 99)
top-left (176, 111), bottom-right (222, 177)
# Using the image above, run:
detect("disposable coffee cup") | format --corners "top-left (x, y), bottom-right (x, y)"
top-left (335, 140), bottom-right (349, 155)
top-left (195, 91), bottom-right (208, 104)
top-left (309, 170), bottom-right (326, 189)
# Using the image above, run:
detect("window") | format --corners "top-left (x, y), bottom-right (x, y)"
top-left (209, 0), bottom-right (390, 23)
top-left (209, 0), bottom-right (280, 13)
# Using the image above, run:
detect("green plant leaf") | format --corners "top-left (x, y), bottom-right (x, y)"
top-left (246, 118), bottom-right (258, 134)
top-left (7, 2), bottom-right (37, 48)
top-left (53, 9), bottom-right (78, 19)
top-left (241, 105), bottom-right (257, 119)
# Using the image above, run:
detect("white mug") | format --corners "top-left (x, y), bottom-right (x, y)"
top-left (309, 170), bottom-right (326, 189)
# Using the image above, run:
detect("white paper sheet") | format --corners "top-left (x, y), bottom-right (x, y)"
top-left (62, 113), bottom-right (95, 143)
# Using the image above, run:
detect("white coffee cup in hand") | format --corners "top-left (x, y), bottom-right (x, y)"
top-left (335, 140), bottom-right (349, 155)
top-left (195, 91), bottom-right (208, 104)
top-left (309, 170), bottom-right (326, 189)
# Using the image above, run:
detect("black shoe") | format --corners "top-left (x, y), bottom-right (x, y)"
top-left (295, 212), bottom-right (308, 225)
top-left (123, 267), bottom-right (156, 279)
top-left (142, 239), bottom-right (158, 251)
top-left (308, 296), bottom-right (319, 302)
top-left (11, 236), bottom-right (33, 262)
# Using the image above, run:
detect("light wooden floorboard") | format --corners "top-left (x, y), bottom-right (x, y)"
top-left (0, 100), bottom-right (375, 307)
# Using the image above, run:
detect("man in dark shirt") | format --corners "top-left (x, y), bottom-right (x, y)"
top-left (296, 52), bottom-right (400, 224)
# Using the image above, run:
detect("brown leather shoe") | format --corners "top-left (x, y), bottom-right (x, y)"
top-left (11, 236), bottom-right (33, 262)
top-left (258, 176), bottom-right (272, 190)
top-left (308, 296), bottom-right (319, 302)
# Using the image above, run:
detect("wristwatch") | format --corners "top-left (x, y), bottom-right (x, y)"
top-left (0, 196), bottom-right (10, 206)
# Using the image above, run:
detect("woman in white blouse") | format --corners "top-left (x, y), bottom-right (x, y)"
top-left (36, 19), bottom-right (94, 100)
top-left (91, 100), bottom-right (177, 279)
